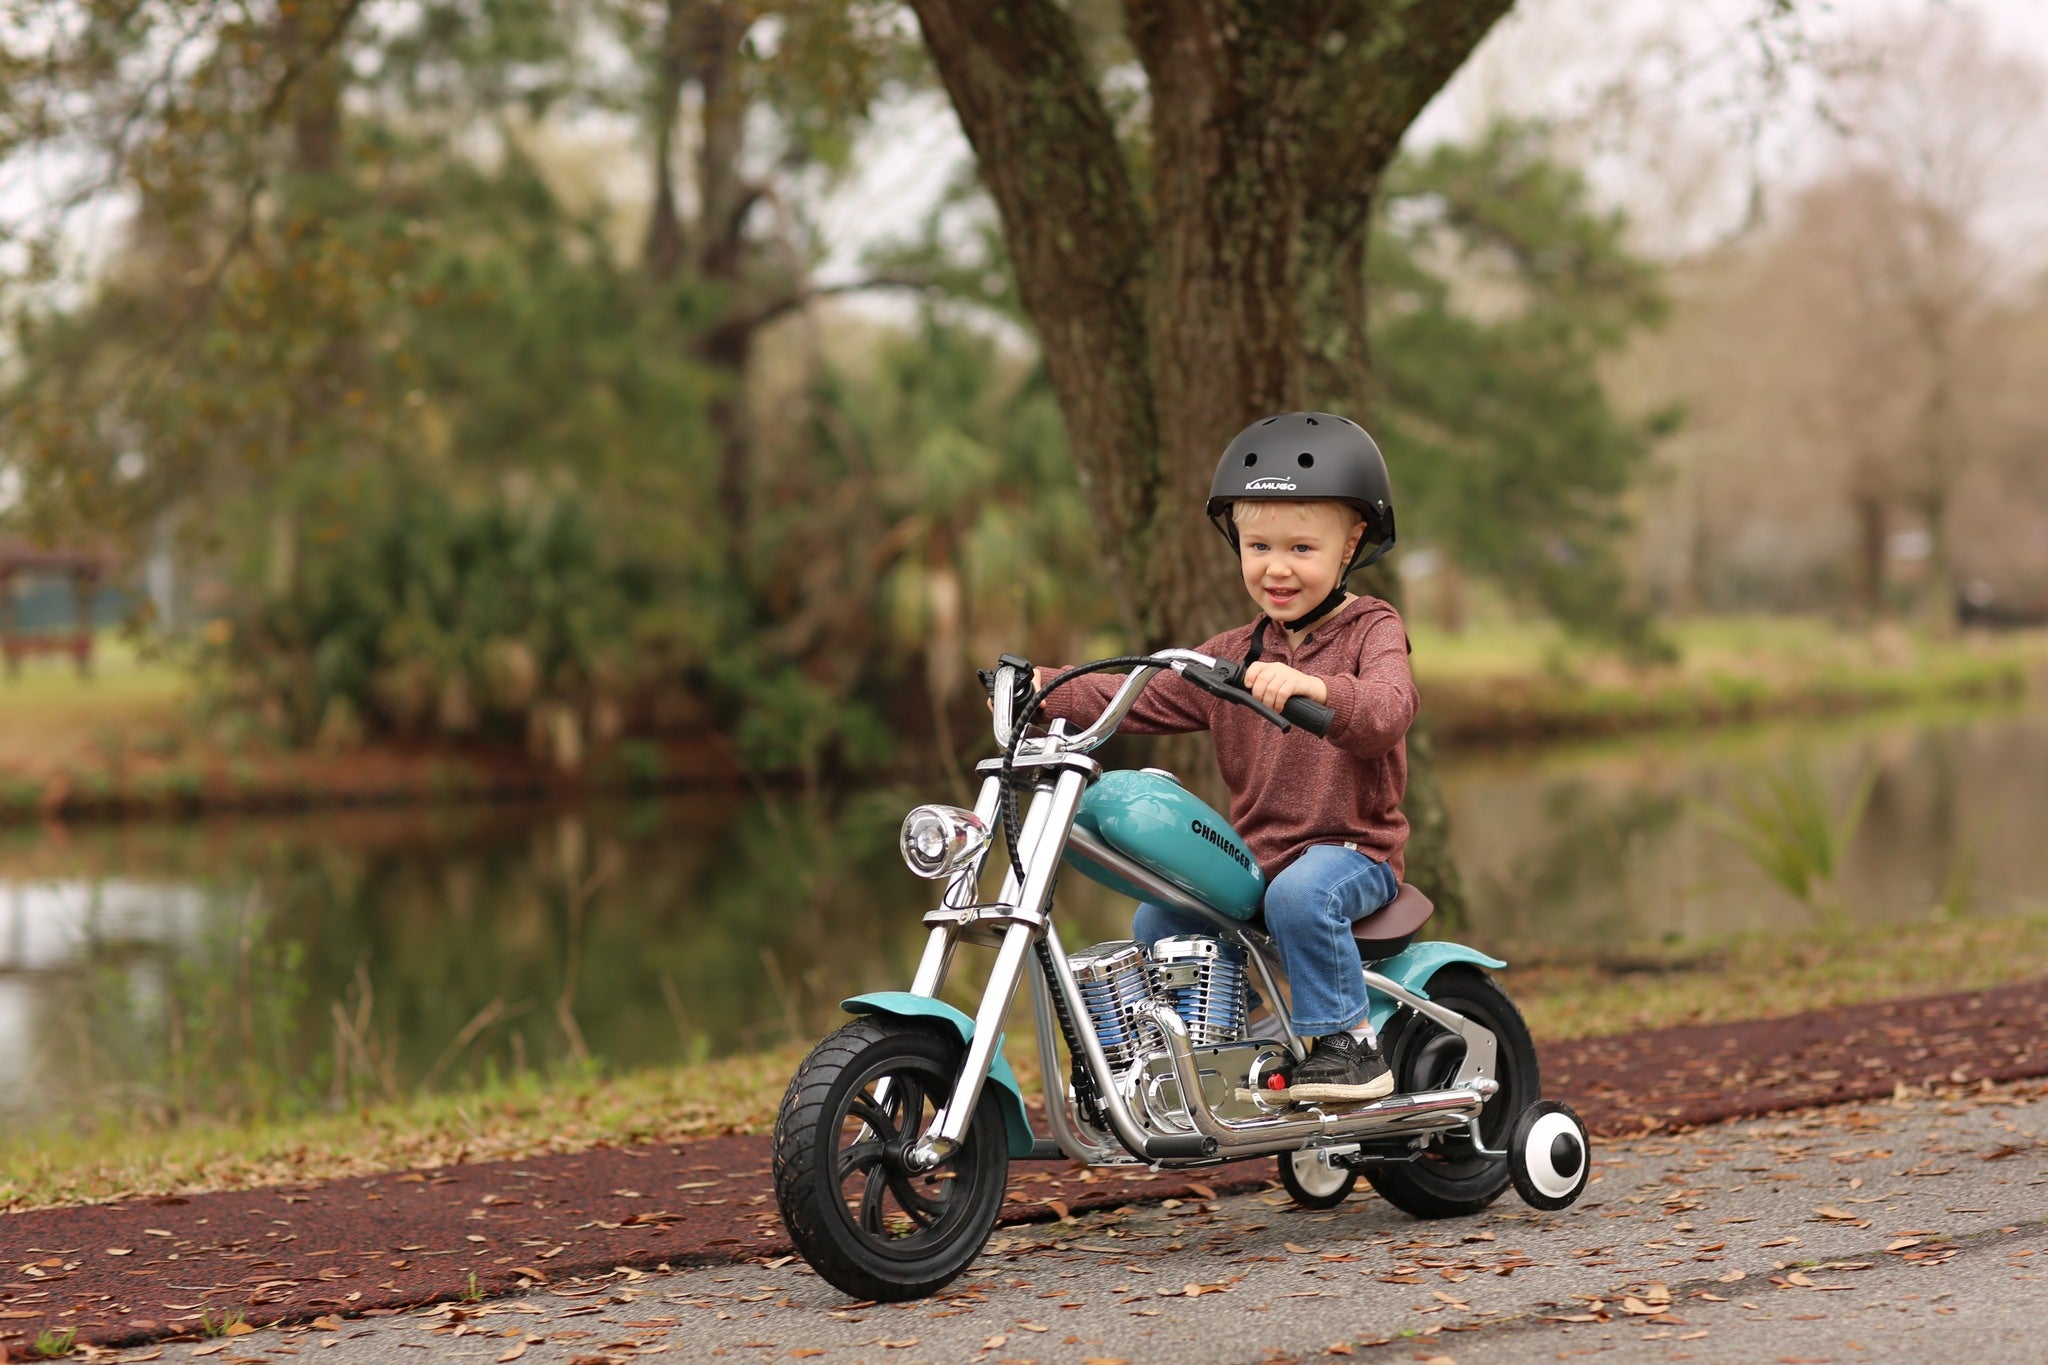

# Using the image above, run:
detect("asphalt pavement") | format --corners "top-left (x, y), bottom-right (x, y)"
top-left (130, 1080), bottom-right (2048, 1365)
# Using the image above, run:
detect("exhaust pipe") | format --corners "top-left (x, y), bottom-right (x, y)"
top-left (1144, 1004), bottom-right (1485, 1159)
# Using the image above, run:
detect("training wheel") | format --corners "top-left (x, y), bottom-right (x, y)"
top-left (1506, 1099), bottom-right (1590, 1211)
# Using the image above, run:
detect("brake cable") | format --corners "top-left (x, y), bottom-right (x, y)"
top-left (996, 655), bottom-right (1169, 883)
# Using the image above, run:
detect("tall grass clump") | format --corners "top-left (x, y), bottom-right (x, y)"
top-left (1695, 751), bottom-right (1876, 917)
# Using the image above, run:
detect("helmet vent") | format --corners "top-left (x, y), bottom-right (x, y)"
top-left (1305, 416), bottom-right (1319, 424)
top-left (1261, 417), bottom-right (1278, 425)
top-left (1298, 452), bottom-right (1314, 468)
top-left (1244, 452), bottom-right (1258, 467)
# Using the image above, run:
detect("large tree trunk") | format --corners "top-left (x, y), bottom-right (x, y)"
top-left (907, 0), bottom-right (1510, 919)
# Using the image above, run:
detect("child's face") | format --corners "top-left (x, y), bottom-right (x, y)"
top-left (1234, 501), bottom-right (1366, 626)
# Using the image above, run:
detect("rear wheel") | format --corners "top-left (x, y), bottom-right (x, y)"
top-left (1365, 966), bottom-right (1538, 1219)
top-left (772, 1018), bottom-right (1010, 1301)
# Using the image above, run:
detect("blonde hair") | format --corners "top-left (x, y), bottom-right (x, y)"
top-left (1229, 499), bottom-right (1363, 533)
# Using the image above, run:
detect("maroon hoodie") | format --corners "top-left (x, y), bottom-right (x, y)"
top-left (1040, 595), bottom-right (1419, 881)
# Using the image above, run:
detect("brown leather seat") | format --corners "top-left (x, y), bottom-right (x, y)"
top-left (1352, 882), bottom-right (1434, 960)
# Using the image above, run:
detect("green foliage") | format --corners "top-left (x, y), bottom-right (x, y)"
top-left (215, 485), bottom-right (664, 751)
top-left (31, 1327), bottom-right (78, 1358)
top-left (198, 1310), bottom-right (246, 1338)
top-left (1695, 753), bottom-right (1876, 913)
top-left (1370, 121), bottom-right (1676, 656)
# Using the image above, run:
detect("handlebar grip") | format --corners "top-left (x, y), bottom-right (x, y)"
top-left (1281, 694), bottom-right (1335, 737)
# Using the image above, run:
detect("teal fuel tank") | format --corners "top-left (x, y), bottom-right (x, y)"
top-left (1064, 769), bottom-right (1265, 920)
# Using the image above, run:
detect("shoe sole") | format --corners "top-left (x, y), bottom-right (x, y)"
top-left (1283, 1074), bottom-right (1396, 1104)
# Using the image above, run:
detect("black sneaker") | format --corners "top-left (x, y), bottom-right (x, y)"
top-left (1284, 1033), bottom-right (1395, 1105)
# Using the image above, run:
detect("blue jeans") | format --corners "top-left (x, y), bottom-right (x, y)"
top-left (1132, 844), bottom-right (1400, 1037)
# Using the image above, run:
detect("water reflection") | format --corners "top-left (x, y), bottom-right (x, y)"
top-left (3, 702), bottom-right (2044, 1131)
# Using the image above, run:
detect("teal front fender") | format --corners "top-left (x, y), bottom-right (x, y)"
top-left (840, 992), bottom-right (1038, 1158)
top-left (1364, 942), bottom-right (1509, 1034)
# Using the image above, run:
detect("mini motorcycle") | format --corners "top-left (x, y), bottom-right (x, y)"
top-left (772, 650), bottom-right (1590, 1301)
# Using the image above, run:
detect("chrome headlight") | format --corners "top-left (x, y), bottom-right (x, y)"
top-left (899, 804), bottom-right (989, 880)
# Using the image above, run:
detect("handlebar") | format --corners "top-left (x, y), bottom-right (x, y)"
top-left (986, 647), bottom-right (1334, 754)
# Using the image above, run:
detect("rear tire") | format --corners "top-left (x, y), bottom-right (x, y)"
top-left (772, 1018), bottom-right (1010, 1301)
top-left (1365, 966), bottom-right (1538, 1220)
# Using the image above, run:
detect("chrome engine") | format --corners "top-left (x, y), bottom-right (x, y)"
top-left (1068, 940), bottom-right (1164, 1071)
top-left (1070, 934), bottom-right (1285, 1130)
top-left (1150, 934), bottom-right (1248, 1046)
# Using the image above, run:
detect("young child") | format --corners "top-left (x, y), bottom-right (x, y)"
top-left (1037, 410), bottom-right (1417, 1104)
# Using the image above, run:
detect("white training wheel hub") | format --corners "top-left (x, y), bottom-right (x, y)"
top-left (1507, 1099), bottom-right (1591, 1211)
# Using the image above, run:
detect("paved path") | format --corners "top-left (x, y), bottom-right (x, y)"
top-left (122, 1078), bottom-right (2048, 1364)
top-left (7, 978), bottom-right (2048, 1357)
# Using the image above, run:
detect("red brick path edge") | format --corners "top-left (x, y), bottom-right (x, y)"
top-left (6, 977), bottom-right (2047, 1352)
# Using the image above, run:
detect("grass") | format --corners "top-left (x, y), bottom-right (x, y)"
top-left (30, 1327), bottom-right (78, 1358)
top-left (1409, 615), bottom-right (2048, 745)
top-left (7, 907), bottom-right (2048, 1214)
top-left (198, 1309), bottom-right (247, 1337)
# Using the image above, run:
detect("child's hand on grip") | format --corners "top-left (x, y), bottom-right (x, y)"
top-left (1243, 661), bottom-right (1328, 711)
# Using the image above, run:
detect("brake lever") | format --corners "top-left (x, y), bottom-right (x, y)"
top-left (1176, 660), bottom-right (1293, 732)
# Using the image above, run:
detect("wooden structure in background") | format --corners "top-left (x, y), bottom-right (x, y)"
top-left (0, 539), bottom-right (113, 678)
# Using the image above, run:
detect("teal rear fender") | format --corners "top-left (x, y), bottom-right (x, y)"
top-left (1364, 942), bottom-right (1509, 1034)
top-left (840, 992), bottom-right (1038, 1158)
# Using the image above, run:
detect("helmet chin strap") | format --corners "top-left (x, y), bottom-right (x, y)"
top-left (1284, 583), bottom-right (1351, 633)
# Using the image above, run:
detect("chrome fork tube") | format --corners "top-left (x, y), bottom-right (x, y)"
top-left (913, 768), bottom-right (1086, 1166)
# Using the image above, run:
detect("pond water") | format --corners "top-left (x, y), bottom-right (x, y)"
top-left (4, 700), bottom-right (2046, 1131)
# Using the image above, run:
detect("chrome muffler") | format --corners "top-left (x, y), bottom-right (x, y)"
top-left (1144, 1004), bottom-right (1488, 1159)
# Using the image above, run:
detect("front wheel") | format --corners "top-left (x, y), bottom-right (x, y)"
top-left (1366, 965), bottom-right (1539, 1220)
top-left (772, 1018), bottom-right (1010, 1301)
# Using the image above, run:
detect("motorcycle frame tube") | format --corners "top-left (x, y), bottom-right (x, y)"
top-left (1144, 1004), bottom-right (1483, 1157)
top-left (919, 767), bottom-right (1090, 1158)
top-left (1028, 964), bottom-right (1126, 1164)
top-left (1034, 915), bottom-right (1215, 1163)
top-left (1359, 969), bottom-right (1501, 1090)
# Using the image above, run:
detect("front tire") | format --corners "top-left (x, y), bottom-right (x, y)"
top-left (772, 1018), bottom-right (1010, 1301)
top-left (1366, 966), bottom-right (1539, 1220)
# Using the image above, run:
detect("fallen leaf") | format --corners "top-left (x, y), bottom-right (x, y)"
top-left (1758, 1237), bottom-right (1799, 1248)
top-left (1284, 1243), bottom-right (1314, 1255)
top-left (1718, 1270), bottom-right (1746, 1283)
top-left (467, 1235), bottom-right (487, 1243)
top-left (1017, 1321), bottom-right (1048, 1332)
top-left (1885, 1238), bottom-right (1923, 1252)
top-left (1047, 1200), bottom-right (1073, 1222)
top-left (1620, 1297), bottom-right (1659, 1316)
top-left (497, 1342), bottom-right (528, 1363)
top-left (312, 1317), bottom-right (343, 1331)
top-left (1186, 1183), bottom-right (1217, 1200)
top-left (106, 1247), bottom-right (133, 1256)
top-left (789, 1352), bottom-right (825, 1360)
top-left (223, 1322), bottom-right (256, 1337)
top-left (981, 1336), bottom-right (1007, 1350)
top-left (1678, 1331), bottom-right (1710, 1341)
top-left (510, 1267), bottom-right (548, 1281)
top-left (1815, 1207), bottom-right (1862, 1221)
top-left (876, 1338), bottom-right (919, 1349)
top-left (192, 1346), bottom-right (229, 1359)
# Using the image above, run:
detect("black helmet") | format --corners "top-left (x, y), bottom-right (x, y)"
top-left (1206, 411), bottom-right (1396, 574)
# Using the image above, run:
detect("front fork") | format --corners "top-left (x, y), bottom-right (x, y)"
top-left (905, 766), bottom-right (1089, 1170)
